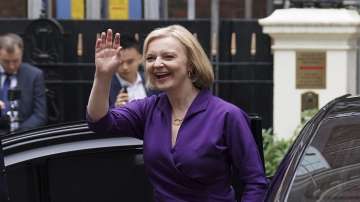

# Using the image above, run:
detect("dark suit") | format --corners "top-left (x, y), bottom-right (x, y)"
top-left (109, 73), bottom-right (155, 107)
top-left (16, 63), bottom-right (47, 129)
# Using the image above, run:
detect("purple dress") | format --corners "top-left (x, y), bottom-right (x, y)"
top-left (88, 90), bottom-right (268, 202)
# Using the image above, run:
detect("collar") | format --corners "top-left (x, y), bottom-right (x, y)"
top-left (157, 89), bottom-right (211, 118)
top-left (116, 72), bottom-right (142, 87)
top-left (0, 65), bottom-right (5, 74)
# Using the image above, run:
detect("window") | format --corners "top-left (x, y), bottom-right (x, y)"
top-left (0, 0), bottom-right (27, 18)
top-left (287, 115), bottom-right (360, 201)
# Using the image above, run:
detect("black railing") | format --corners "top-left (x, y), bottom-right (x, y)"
top-left (0, 19), bottom-right (274, 129)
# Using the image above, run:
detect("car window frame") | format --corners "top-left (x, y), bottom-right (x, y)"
top-left (284, 112), bottom-right (360, 201)
top-left (264, 95), bottom-right (352, 202)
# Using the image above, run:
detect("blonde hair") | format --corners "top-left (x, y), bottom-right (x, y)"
top-left (143, 24), bottom-right (214, 89)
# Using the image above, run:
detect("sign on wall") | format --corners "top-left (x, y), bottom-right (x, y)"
top-left (301, 91), bottom-right (319, 112)
top-left (296, 52), bottom-right (326, 89)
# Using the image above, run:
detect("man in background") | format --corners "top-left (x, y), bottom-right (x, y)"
top-left (109, 33), bottom-right (153, 107)
top-left (0, 33), bottom-right (47, 130)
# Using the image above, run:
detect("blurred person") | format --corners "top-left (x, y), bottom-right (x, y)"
top-left (109, 33), bottom-right (153, 108)
top-left (87, 25), bottom-right (268, 201)
top-left (0, 33), bottom-right (47, 130)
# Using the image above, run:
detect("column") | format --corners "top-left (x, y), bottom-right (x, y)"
top-left (28, 0), bottom-right (42, 19)
top-left (144, 0), bottom-right (160, 19)
top-left (86, 0), bottom-right (101, 19)
top-left (259, 8), bottom-right (360, 138)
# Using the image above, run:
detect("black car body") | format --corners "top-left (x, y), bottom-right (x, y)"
top-left (265, 94), bottom-right (360, 202)
top-left (0, 123), bottom-right (154, 202)
top-left (1, 94), bottom-right (359, 202)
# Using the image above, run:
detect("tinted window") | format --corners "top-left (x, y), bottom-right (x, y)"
top-left (287, 115), bottom-right (360, 202)
top-left (6, 148), bottom-right (154, 202)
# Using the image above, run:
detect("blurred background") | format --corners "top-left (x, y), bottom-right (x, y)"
top-left (0, 0), bottom-right (278, 130)
top-left (1, 0), bottom-right (359, 131)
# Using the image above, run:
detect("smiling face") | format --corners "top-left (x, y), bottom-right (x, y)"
top-left (145, 36), bottom-right (192, 92)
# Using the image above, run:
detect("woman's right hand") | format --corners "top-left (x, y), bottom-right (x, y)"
top-left (87, 29), bottom-right (121, 121)
top-left (95, 29), bottom-right (122, 79)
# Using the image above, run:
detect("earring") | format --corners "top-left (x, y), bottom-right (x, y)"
top-left (188, 71), bottom-right (192, 78)
top-left (188, 70), bottom-right (197, 83)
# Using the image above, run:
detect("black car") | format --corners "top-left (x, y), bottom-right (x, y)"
top-left (0, 123), bottom-right (153, 202)
top-left (265, 94), bottom-right (360, 202)
top-left (1, 94), bottom-right (359, 202)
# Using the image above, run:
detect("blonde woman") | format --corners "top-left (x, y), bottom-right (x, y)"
top-left (87, 25), bottom-right (268, 201)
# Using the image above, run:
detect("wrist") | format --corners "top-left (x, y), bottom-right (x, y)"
top-left (94, 71), bottom-right (113, 81)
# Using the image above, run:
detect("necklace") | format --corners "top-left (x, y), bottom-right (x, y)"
top-left (173, 118), bottom-right (183, 126)
top-left (172, 112), bottom-right (184, 126)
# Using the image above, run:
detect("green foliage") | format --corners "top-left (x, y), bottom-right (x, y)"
top-left (262, 128), bottom-right (293, 176)
top-left (263, 108), bottom-right (319, 176)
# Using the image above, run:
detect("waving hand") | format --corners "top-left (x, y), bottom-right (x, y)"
top-left (95, 29), bottom-right (122, 78)
top-left (88, 29), bottom-right (122, 121)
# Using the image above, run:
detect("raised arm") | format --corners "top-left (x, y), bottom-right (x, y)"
top-left (87, 29), bottom-right (122, 121)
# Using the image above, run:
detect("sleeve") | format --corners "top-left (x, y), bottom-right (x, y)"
top-left (20, 70), bottom-right (47, 129)
top-left (225, 108), bottom-right (268, 202)
top-left (108, 76), bottom-right (119, 108)
top-left (87, 98), bottom-right (149, 140)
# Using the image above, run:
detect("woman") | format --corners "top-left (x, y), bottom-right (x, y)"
top-left (87, 25), bottom-right (268, 201)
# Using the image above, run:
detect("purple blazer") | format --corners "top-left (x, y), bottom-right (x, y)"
top-left (88, 90), bottom-right (268, 202)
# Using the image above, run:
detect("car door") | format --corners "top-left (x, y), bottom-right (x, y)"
top-left (265, 96), bottom-right (360, 202)
top-left (287, 114), bottom-right (360, 201)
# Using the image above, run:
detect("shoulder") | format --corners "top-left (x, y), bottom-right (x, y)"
top-left (142, 91), bottom-right (167, 107)
top-left (20, 63), bottom-right (43, 75)
top-left (111, 74), bottom-right (118, 82)
top-left (208, 95), bottom-right (249, 120)
top-left (209, 95), bottom-right (243, 113)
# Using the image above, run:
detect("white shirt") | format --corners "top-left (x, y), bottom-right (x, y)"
top-left (116, 73), bottom-right (147, 102)
top-left (0, 65), bottom-right (17, 89)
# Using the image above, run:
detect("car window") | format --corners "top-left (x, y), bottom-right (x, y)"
top-left (287, 115), bottom-right (360, 202)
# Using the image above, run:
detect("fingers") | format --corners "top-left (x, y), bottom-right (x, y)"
top-left (95, 38), bottom-right (102, 52)
top-left (95, 32), bottom-right (105, 52)
top-left (115, 92), bottom-right (129, 107)
top-left (117, 92), bottom-right (129, 100)
top-left (100, 32), bottom-right (106, 49)
top-left (113, 33), bottom-right (121, 49)
top-left (114, 33), bottom-right (122, 58)
top-left (115, 100), bottom-right (127, 107)
top-left (106, 29), bottom-right (113, 48)
top-left (95, 29), bottom-right (121, 52)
